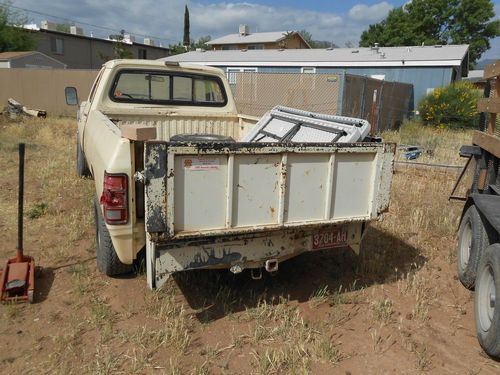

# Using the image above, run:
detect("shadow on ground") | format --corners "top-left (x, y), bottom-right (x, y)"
top-left (33, 257), bottom-right (97, 303)
top-left (174, 225), bottom-right (427, 323)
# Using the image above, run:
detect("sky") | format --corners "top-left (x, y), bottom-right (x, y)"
top-left (9, 0), bottom-right (500, 59)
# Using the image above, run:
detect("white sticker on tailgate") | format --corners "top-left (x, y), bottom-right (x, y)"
top-left (183, 157), bottom-right (220, 171)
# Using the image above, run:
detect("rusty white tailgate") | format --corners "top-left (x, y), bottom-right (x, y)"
top-left (143, 142), bottom-right (395, 239)
top-left (142, 141), bottom-right (395, 288)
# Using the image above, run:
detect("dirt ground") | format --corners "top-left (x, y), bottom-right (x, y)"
top-left (0, 118), bottom-right (499, 374)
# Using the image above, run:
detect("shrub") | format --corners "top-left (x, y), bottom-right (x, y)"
top-left (418, 81), bottom-right (482, 129)
top-left (27, 202), bottom-right (48, 219)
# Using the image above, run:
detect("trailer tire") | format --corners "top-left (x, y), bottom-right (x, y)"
top-left (475, 244), bottom-right (500, 358)
top-left (457, 205), bottom-right (489, 289)
top-left (76, 133), bottom-right (91, 178)
top-left (94, 198), bottom-right (132, 276)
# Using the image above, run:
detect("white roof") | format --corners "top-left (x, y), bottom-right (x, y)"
top-left (207, 31), bottom-right (291, 45)
top-left (163, 45), bottom-right (469, 68)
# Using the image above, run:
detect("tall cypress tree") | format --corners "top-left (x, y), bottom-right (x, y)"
top-left (183, 5), bottom-right (190, 48)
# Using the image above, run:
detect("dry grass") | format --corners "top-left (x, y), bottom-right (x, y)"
top-left (371, 298), bottom-right (393, 324)
top-left (0, 116), bottom-right (95, 266)
top-left (383, 120), bottom-right (472, 165)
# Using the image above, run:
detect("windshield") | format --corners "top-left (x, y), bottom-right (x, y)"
top-left (110, 70), bottom-right (227, 106)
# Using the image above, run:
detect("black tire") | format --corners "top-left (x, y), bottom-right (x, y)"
top-left (76, 133), bottom-right (91, 178)
top-left (457, 205), bottom-right (489, 289)
top-left (475, 243), bottom-right (500, 358)
top-left (94, 198), bottom-right (132, 276)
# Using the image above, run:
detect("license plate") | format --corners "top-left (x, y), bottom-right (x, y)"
top-left (312, 227), bottom-right (348, 250)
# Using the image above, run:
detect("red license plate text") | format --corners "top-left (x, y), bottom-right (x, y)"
top-left (312, 227), bottom-right (348, 250)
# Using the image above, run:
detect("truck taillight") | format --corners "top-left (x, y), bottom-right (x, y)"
top-left (100, 172), bottom-right (128, 224)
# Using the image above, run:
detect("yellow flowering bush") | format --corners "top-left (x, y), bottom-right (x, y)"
top-left (418, 81), bottom-right (482, 129)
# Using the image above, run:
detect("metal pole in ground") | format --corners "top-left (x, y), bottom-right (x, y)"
top-left (17, 143), bottom-right (25, 262)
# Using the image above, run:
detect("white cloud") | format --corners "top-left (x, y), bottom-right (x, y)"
top-left (15, 0), bottom-right (394, 47)
top-left (348, 2), bottom-right (393, 22)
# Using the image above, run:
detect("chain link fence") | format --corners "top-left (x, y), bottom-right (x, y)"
top-left (232, 72), bottom-right (413, 134)
top-left (232, 72), bottom-right (341, 117)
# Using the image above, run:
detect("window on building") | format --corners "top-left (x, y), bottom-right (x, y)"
top-left (226, 67), bottom-right (258, 84)
top-left (247, 44), bottom-right (264, 50)
top-left (301, 67), bottom-right (316, 74)
top-left (50, 37), bottom-right (64, 55)
top-left (222, 45), bottom-right (239, 50)
top-left (138, 48), bottom-right (147, 59)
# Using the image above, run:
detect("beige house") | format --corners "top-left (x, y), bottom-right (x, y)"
top-left (20, 22), bottom-right (170, 69)
top-left (207, 25), bottom-right (310, 50)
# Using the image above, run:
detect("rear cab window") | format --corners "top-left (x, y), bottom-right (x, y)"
top-left (109, 70), bottom-right (227, 106)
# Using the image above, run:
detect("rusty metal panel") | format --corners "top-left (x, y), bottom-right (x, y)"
top-left (144, 141), bottom-right (395, 242)
top-left (144, 142), bottom-right (168, 233)
top-left (151, 222), bottom-right (363, 288)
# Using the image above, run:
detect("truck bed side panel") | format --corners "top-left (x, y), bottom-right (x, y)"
top-left (116, 114), bottom-right (257, 142)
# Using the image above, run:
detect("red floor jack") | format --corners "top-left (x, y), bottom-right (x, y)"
top-left (0, 143), bottom-right (35, 303)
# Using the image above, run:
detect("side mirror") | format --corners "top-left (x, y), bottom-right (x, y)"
top-left (65, 87), bottom-right (79, 106)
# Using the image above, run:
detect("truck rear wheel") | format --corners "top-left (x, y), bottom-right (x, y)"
top-left (475, 244), bottom-right (500, 358)
top-left (457, 205), bottom-right (489, 289)
top-left (94, 198), bottom-right (132, 276)
top-left (76, 133), bottom-right (91, 178)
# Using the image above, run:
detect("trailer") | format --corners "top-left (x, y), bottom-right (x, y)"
top-left (451, 60), bottom-right (500, 357)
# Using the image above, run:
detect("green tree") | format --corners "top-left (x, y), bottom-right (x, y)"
top-left (298, 29), bottom-right (337, 48)
top-left (55, 23), bottom-right (72, 33)
top-left (450, 0), bottom-right (500, 65)
top-left (183, 5), bottom-right (190, 47)
top-left (99, 30), bottom-right (133, 60)
top-left (168, 43), bottom-right (186, 55)
top-left (359, 0), bottom-right (499, 67)
top-left (109, 30), bottom-right (133, 59)
top-left (192, 35), bottom-right (210, 50)
top-left (0, 1), bottom-right (34, 52)
top-left (168, 36), bottom-right (212, 55)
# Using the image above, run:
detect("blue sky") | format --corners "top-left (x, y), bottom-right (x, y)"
top-left (12, 0), bottom-right (499, 59)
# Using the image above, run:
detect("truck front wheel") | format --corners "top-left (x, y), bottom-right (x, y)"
top-left (94, 198), bottom-right (132, 276)
top-left (457, 205), bottom-right (489, 289)
top-left (475, 244), bottom-right (500, 358)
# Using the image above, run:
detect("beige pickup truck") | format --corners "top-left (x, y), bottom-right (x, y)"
top-left (76, 59), bottom-right (395, 288)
